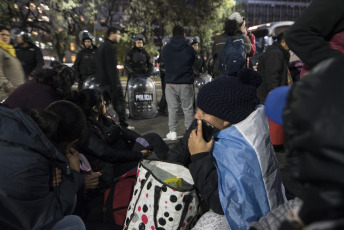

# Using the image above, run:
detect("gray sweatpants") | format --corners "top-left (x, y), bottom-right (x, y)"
top-left (165, 84), bottom-right (194, 132)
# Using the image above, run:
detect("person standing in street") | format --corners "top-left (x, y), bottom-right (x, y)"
top-left (96, 27), bottom-right (131, 129)
top-left (0, 25), bottom-right (24, 101)
top-left (190, 36), bottom-right (206, 78)
top-left (124, 34), bottom-right (153, 79)
top-left (15, 30), bottom-right (44, 80)
top-left (74, 31), bottom-right (97, 90)
top-left (162, 25), bottom-right (195, 140)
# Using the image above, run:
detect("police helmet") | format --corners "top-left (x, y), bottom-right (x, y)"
top-left (189, 36), bottom-right (200, 46)
top-left (79, 30), bottom-right (95, 44)
top-left (132, 34), bottom-right (146, 44)
top-left (162, 37), bottom-right (171, 46)
top-left (15, 30), bottom-right (32, 43)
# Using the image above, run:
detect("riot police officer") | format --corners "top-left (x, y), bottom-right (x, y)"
top-left (190, 36), bottom-right (206, 78)
top-left (73, 30), bottom-right (97, 90)
top-left (15, 30), bottom-right (44, 80)
top-left (124, 34), bottom-right (153, 79)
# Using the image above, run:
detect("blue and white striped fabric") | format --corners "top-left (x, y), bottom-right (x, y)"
top-left (212, 105), bottom-right (286, 230)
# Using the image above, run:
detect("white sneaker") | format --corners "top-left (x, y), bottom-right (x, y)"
top-left (127, 125), bottom-right (135, 130)
top-left (166, 131), bottom-right (177, 141)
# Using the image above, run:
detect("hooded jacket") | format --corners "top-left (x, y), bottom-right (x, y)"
top-left (0, 106), bottom-right (84, 230)
top-left (161, 35), bottom-right (195, 84)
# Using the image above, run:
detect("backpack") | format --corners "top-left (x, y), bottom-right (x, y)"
top-left (103, 169), bottom-right (137, 227)
top-left (218, 34), bottom-right (247, 76)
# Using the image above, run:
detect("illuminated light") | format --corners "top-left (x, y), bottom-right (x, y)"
top-left (117, 65), bottom-right (124, 69)
top-left (266, 23), bottom-right (271, 26)
top-left (248, 26), bottom-right (258, 30)
top-left (99, 38), bottom-right (103, 41)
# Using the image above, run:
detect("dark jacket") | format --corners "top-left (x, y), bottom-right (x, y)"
top-left (0, 106), bottom-right (84, 230)
top-left (124, 47), bottom-right (153, 75)
top-left (161, 36), bottom-right (195, 84)
top-left (193, 51), bottom-right (206, 77)
top-left (257, 42), bottom-right (290, 104)
top-left (74, 45), bottom-right (97, 82)
top-left (79, 116), bottom-right (142, 187)
top-left (96, 39), bottom-right (120, 88)
top-left (15, 43), bottom-right (44, 78)
top-left (212, 33), bottom-right (251, 78)
top-left (282, 56), bottom-right (344, 227)
top-left (166, 119), bottom-right (224, 215)
top-left (285, 0), bottom-right (344, 69)
top-left (3, 80), bottom-right (60, 113)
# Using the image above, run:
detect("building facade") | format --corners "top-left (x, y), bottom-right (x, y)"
top-left (236, 0), bottom-right (312, 26)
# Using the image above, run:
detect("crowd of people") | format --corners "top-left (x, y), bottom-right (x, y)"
top-left (0, 0), bottom-right (344, 229)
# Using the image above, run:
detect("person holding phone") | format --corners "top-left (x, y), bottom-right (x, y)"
top-left (168, 68), bottom-right (286, 229)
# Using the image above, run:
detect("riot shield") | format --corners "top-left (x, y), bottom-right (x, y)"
top-left (194, 73), bottom-right (213, 101)
top-left (128, 75), bottom-right (158, 119)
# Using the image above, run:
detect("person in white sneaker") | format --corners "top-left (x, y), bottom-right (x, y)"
top-left (161, 25), bottom-right (195, 140)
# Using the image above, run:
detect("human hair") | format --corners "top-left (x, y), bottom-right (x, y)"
top-left (0, 25), bottom-right (9, 33)
top-left (28, 110), bottom-right (60, 140)
top-left (223, 19), bottom-right (240, 36)
top-left (77, 89), bottom-right (104, 118)
top-left (172, 25), bottom-right (185, 37)
top-left (45, 100), bottom-right (86, 143)
top-left (33, 67), bottom-right (75, 100)
top-left (106, 27), bottom-right (120, 38)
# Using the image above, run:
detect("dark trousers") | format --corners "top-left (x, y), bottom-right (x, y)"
top-left (101, 84), bottom-right (128, 127)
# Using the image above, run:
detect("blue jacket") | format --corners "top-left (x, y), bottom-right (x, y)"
top-left (161, 36), bottom-right (195, 84)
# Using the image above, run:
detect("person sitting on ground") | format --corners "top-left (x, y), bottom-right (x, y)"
top-left (3, 65), bottom-right (76, 112)
top-left (167, 68), bottom-right (286, 229)
top-left (77, 89), bottom-right (169, 189)
top-left (249, 55), bottom-right (344, 230)
top-left (0, 100), bottom-right (90, 230)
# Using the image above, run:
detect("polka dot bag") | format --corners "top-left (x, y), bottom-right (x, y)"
top-left (123, 159), bottom-right (201, 230)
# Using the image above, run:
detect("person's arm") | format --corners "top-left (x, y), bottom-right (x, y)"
top-left (145, 52), bottom-right (153, 75)
top-left (261, 49), bottom-right (284, 92)
top-left (188, 119), bottom-right (224, 214)
top-left (30, 47), bottom-right (44, 77)
top-left (166, 119), bottom-right (197, 166)
top-left (73, 51), bottom-right (82, 83)
top-left (103, 43), bottom-right (119, 87)
top-left (285, 0), bottom-right (344, 68)
top-left (0, 53), bottom-right (14, 94)
top-left (242, 35), bottom-right (252, 55)
top-left (84, 131), bottom-right (142, 163)
top-left (247, 32), bottom-right (256, 57)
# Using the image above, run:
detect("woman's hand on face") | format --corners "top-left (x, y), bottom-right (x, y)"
top-left (188, 119), bottom-right (214, 155)
top-left (65, 147), bottom-right (80, 172)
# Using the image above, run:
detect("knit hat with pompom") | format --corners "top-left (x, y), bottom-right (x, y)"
top-left (197, 68), bottom-right (262, 124)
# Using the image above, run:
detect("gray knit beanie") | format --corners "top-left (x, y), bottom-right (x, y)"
top-left (197, 69), bottom-right (262, 124)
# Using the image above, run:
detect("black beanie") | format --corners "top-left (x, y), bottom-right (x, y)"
top-left (197, 68), bottom-right (262, 124)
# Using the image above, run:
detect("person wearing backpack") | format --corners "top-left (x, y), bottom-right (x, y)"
top-left (212, 12), bottom-right (252, 78)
